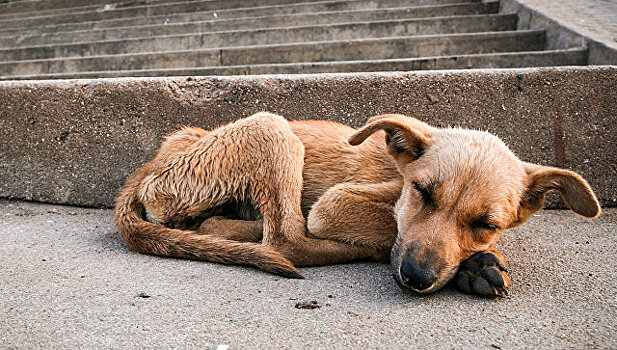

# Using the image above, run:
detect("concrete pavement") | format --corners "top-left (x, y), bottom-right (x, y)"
top-left (511, 0), bottom-right (617, 52)
top-left (1, 199), bottom-right (615, 348)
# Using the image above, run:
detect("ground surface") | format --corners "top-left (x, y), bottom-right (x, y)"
top-left (516, 0), bottom-right (617, 49)
top-left (0, 199), bottom-right (615, 349)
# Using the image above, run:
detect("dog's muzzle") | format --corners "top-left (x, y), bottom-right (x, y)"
top-left (399, 260), bottom-right (436, 291)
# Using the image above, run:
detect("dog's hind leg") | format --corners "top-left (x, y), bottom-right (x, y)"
top-left (232, 113), bottom-right (307, 246)
top-left (197, 216), bottom-right (263, 242)
top-left (139, 112), bottom-right (307, 246)
top-left (140, 113), bottom-right (370, 269)
top-left (274, 234), bottom-right (384, 267)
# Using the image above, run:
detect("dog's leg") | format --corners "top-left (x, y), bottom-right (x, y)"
top-left (140, 112), bottom-right (307, 246)
top-left (273, 237), bottom-right (380, 267)
top-left (307, 181), bottom-right (401, 252)
top-left (197, 216), bottom-right (263, 242)
top-left (271, 180), bottom-right (403, 266)
top-left (193, 198), bottom-right (380, 266)
top-left (245, 123), bottom-right (371, 264)
top-left (236, 114), bottom-right (307, 247)
top-left (452, 249), bottom-right (511, 298)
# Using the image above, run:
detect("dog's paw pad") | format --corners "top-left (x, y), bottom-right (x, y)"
top-left (454, 251), bottom-right (510, 298)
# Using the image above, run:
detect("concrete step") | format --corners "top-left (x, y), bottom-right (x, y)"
top-left (0, 0), bottom-right (165, 17)
top-left (0, 0), bottom-right (322, 20)
top-left (0, 0), bottom-right (165, 15)
top-left (2, 0), bottom-right (349, 20)
top-left (0, 67), bottom-right (614, 208)
top-left (0, 3), bottom-right (500, 47)
top-left (2, 48), bottom-right (588, 80)
top-left (0, 0), bottom-right (119, 15)
top-left (0, 0), bottom-right (478, 29)
top-left (0, 14), bottom-right (519, 61)
top-left (0, 30), bottom-right (546, 77)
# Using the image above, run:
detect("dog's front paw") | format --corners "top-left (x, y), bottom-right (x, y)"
top-left (454, 251), bottom-right (510, 298)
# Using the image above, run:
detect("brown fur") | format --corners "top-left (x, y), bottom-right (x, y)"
top-left (114, 112), bottom-right (601, 294)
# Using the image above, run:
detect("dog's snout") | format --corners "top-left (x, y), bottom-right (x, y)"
top-left (399, 260), bottom-right (436, 291)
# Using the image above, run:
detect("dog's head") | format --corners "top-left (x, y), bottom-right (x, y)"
top-left (349, 114), bottom-right (601, 294)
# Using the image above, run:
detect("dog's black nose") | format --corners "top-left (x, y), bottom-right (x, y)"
top-left (400, 260), bottom-right (436, 291)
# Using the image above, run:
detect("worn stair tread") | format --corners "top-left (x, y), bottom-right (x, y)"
top-left (0, 0), bottom-right (167, 16)
top-left (0, 3), bottom-right (500, 45)
top-left (0, 48), bottom-right (588, 80)
top-left (0, 0), bottom-right (307, 20)
top-left (0, 0), bottom-right (479, 30)
top-left (0, 30), bottom-right (547, 77)
top-left (0, 14), bottom-right (519, 61)
top-left (0, 0), bottom-right (591, 76)
top-left (0, 0), bottom-right (167, 18)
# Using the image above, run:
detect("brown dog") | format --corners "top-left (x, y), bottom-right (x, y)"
top-left (114, 112), bottom-right (600, 297)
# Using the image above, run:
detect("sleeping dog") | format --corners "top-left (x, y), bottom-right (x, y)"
top-left (114, 112), bottom-right (600, 297)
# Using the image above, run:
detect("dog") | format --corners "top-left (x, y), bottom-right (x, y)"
top-left (114, 112), bottom-right (600, 297)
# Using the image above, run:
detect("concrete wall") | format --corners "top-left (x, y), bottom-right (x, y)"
top-left (0, 67), bottom-right (615, 208)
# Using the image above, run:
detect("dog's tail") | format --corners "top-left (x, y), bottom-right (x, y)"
top-left (113, 183), bottom-right (303, 279)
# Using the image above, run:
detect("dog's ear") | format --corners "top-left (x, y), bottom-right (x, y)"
top-left (510, 163), bottom-right (601, 227)
top-left (349, 114), bottom-right (434, 162)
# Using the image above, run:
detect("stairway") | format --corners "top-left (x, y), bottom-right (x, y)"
top-left (0, 0), bottom-right (589, 79)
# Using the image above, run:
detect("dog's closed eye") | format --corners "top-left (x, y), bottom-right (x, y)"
top-left (413, 181), bottom-right (435, 206)
top-left (471, 220), bottom-right (499, 231)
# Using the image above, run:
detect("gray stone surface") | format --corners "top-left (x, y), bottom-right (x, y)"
top-left (0, 3), bottom-right (499, 47)
top-left (502, 0), bottom-right (617, 65)
top-left (0, 31), bottom-right (545, 77)
top-left (0, 0), bottom-right (475, 29)
top-left (511, 0), bottom-right (617, 52)
top-left (0, 199), bottom-right (615, 348)
top-left (3, 0), bottom-right (611, 78)
top-left (0, 0), bottom-right (122, 16)
top-left (0, 67), bottom-right (615, 208)
top-left (0, 0), bottom-right (175, 17)
top-left (0, 15), bottom-right (517, 61)
top-left (0, 0), bottom-right (331, 21)
top-left (6, 48), bottom-right (588, 80)
top-left (0, 2), bottom-right (496, 38)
